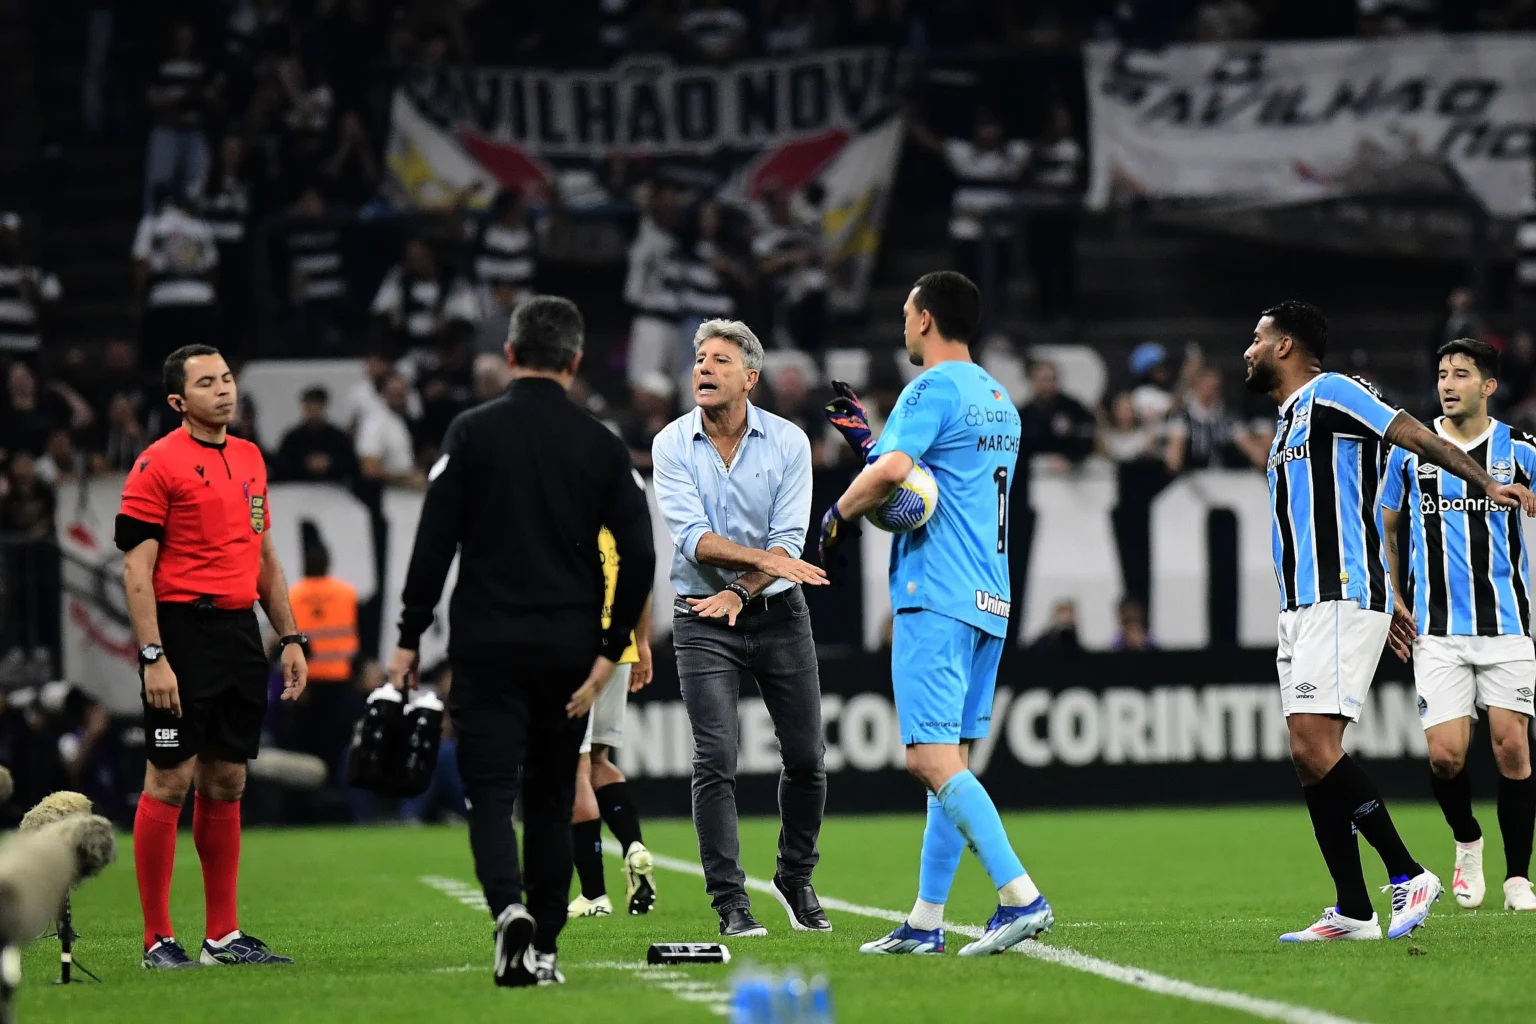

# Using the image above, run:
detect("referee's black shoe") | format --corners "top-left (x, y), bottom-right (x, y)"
top-left (143, 936), bottom-right (199, 969)
top-left (493, 904), bottom-right (538, 987)
top-left (771, 875), bottom-right (832, 932)
top-left (718, 906), bottom-right (768, 938)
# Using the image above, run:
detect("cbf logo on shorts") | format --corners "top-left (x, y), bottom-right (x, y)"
top-left (154, 728), bottom-right (179, 748)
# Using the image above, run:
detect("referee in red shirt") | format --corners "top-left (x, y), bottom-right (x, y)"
top-left (116, 344), bottom-right (309, 969)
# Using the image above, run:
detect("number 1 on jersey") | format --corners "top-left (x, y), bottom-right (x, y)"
top-left (994, 466), bottom-right (1008, 554)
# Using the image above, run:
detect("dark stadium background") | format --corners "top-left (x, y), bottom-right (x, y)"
top-left (0, 0), bottom-right (1532, 826)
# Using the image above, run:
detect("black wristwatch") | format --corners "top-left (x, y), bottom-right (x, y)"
top-left (139, 644), bottom-right (164, 665)
top-left (278, 633), bottom-right (309, 650)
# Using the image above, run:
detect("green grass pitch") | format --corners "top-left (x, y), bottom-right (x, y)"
top-left (22, 804), bottom-right (1536, 1023)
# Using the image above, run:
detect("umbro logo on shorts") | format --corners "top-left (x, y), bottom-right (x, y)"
top-left (154, 728), bottom-right (179, 748)
top-left (1518, 688), bottom-right (1534, 701)
top-left (1294, 682), bottom-right (1317, 696)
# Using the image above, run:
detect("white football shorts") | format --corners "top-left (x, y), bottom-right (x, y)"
top-left (1276, 601), bottom-right (1392, 721)
top-left (579, 663), bottom-right (631, 755)
top-left (1412, 634), bottom-right (1536, 730)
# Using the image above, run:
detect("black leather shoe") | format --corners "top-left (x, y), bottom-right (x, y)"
top-left (719, 906), bottom-right (768, 937)
top-left (771, 875), bottom-right (832, 931)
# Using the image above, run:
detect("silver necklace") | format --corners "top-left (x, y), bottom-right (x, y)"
top-left (710, 419), bottom-right (750, 469)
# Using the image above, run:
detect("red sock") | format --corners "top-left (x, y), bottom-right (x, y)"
top-left (134, 793), bottom-right (182, 949)
top-left (193, 795), bottom-right (242, 941)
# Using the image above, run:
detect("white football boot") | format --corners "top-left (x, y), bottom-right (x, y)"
top-left (1278, 907), bottom-right (1382, 943)
top-left (1385, 871), bottom-right (1443, 938)
top-left (567, 894), bottom-right (613, 918)
top-left (625, 842), bottom-right (657, 915)
top-left (1503, 877), bottom-right (1536, 911)
top-left (1452, 838), bottom-right (1486, 909)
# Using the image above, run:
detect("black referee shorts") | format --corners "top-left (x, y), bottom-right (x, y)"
top-left (143, 601), bottom-right (269, 769)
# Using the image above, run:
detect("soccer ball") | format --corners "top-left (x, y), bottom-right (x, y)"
top-left (867, 462), bottom-right (939, 533)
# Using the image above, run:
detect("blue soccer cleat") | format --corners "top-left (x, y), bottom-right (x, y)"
top-left (859, 921), bottom-right (946, 955)
top-left (200, 931), bottom-right (294, 965)
top-left (143, 936), bottom-right (199, 969)
top-left (957, 897), bottom-right (1054, 956)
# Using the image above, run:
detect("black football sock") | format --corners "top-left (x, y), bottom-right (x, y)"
top-left (1429, 767), bottom-right (1482, 845)
top-left (572, 819), bottom-right (607, 900)
top-left (1497, 773), bottom-right (1536, 881)
top-left (1302, 775), bottom-right (1374, 921)
top-left (595, 781), bottom-right (644, 855)
top-left (1330, 754), bottom-right (1423, 881)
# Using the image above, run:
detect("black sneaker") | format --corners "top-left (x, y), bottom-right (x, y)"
top-left (494, 905), bottom-right (538, 988)
top-left (771, 875), bottom-right (832, 932)
top-left (531, 952), bottom-right (565, 986)
top-left (718, 907), bottom-right (768, 938)
top-left (200, 932), bottom-right (294, 965)
top-left (143, 936), bottom-right (199, 969)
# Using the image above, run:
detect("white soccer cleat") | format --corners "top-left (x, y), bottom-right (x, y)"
top-left (1452, 839), bottom-right (1485, 909)
top-left (567, 894), bottom-right (613, 919)
top-left (1385, 871), bottom-right (1443, 938)
top-left (625, 842), bottom-right (657, 915)
top-left (1278, 907), bottom-right (1382, 942)
top-left (1503, 877), bottom-right (1536, 911)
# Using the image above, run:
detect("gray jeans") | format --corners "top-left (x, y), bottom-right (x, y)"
top-left (673, 585), bottom-right (826, 913)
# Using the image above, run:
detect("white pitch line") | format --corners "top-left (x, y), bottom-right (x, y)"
top-left (602, 841), bottom-right (1369, 1024)
top-left (418, 881), bottom-right (733, 1018)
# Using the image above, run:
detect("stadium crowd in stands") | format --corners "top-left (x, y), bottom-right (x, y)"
top-left (5, 0), bottom-right (1536, 820)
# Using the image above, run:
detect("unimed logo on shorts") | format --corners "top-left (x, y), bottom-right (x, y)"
top-left (154, 728), bottom-right (178, 748)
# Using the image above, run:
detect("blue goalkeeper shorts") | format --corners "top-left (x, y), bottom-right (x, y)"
top-left (891, 609), bottom-right (1004, 745)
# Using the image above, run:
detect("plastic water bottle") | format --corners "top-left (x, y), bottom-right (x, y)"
top-left (807, 975), bottom-right (835, 1024)
top-left (729, 971), bottom-right (775, 1024)
top-left (776, 971), bottom-right (808, 1023)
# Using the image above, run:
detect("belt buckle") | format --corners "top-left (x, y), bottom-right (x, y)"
top-left (192, 596), bottom-right (216, 611)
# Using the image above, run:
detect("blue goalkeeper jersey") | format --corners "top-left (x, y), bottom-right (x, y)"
top-left (869, 361), bottom-right (1019, 638)
top-left (1266, 372), bottom-right (1401, 613)
top-left (1381, 418), bottom-right (1536, 637)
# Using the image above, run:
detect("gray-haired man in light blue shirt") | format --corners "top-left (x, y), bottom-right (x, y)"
top-left (651, 318), bottom-right (831, 939)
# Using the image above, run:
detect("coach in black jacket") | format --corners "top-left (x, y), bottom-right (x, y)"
top-left (388, 295), bottom-right (655, 987)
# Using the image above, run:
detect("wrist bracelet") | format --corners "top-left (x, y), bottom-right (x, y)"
top-left (725, 582), bottom-right (752, 605)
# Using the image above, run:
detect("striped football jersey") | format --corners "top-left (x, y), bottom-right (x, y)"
top-left (1381, 418), bottom-right (1536, 637)
top-left (1265, 372), bottom-right (1401, 613)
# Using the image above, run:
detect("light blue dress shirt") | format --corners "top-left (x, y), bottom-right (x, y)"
top-left (651, 402), bottom-right (813, 598)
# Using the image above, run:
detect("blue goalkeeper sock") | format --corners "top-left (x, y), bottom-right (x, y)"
top-left (918, 791), bottom-right (964, 906)
top-left (937, 770), bottom-right (1026, 891)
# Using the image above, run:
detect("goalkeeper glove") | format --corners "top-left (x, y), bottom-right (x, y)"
top-left (818, 500), bottom-right (858, 580)
top-left (824, 380), bottom-right (874, 458)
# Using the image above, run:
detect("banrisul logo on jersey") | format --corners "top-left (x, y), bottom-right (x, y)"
top-left (1420, 494), bottom-right (1505, 515)
top-left (1267, 442), bottom-right (1309, 471)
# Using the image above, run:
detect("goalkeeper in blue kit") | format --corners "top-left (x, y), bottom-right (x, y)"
top-left (821, 271), bottom-right (1051, 955)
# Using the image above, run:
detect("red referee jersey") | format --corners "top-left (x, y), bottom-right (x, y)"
top-left (118, 428), bottom-right (270, 609)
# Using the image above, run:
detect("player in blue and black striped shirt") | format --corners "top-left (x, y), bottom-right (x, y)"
top-left (1246, 302), bottom-right (1536, 944)
top-left (1380, 338), bottom-right (1536, 914)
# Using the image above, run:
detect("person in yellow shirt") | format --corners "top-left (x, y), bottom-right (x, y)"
top-left (569, 527), bottom-right (656, 918)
